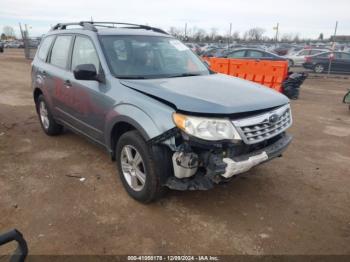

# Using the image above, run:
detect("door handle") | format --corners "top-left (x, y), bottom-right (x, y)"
top-left (64, 80), bottom-right (72, 88)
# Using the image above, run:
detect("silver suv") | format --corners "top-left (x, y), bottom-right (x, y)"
top-left (32, 22), bottom-right (292, 203)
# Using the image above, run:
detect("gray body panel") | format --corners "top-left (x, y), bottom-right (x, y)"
top-left (120, 74), bottom-right (289, 114)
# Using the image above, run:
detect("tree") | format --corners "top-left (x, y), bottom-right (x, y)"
top-left (293, 33), bottom-right (300, 43)
top-left (319, 33), bottom-right (324, 41)
top-left (210, 27), bottom-right (218, 41)
top-left (281, 33), bottom-right (294, 42)
top-left (245, 27), bottom-right (266, 41)
top-left (232, 31), bottom-right (240, 41)
top-left (193, 28), bottom-right (206, 42)
top-left (2, 26), bottom-right (15, 39)
top-left (168, 26), bottom-right (182, 38)
top-left (1, 33), bottom-right (6, 40)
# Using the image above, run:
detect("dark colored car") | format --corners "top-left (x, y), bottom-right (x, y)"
top-left (303, 52), bottom-right (350, 73)
top-left (225, 48), bottom-right (288, 62)
top-left (0, 42), bottom-right (4, 53)
top-left (201, 48), bottom-right (229, 57)
top-left (31, 21), bottom-right (292, 203)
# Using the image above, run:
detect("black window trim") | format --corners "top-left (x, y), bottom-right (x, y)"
top-left (47, 33), bottom-right (75, 71)
top-left (37, 35), bottom-right (56, 63)
top-left (69, 33), bottom-right (102, 72)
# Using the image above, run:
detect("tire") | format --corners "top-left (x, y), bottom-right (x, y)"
top-left (314, 64), bottom-right (325, 73)
top-left (36, 95), bottom-right (63, 136)
top-left (116, 130), bottom-right (171, 203)
top-left (288, 59), bottom-right (294, 67)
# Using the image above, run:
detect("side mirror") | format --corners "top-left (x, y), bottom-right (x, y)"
top-left (74, 64), bottom-right (98, 81)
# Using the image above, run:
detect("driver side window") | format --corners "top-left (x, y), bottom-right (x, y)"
top-left (71, 36), bottom-right (100, 72)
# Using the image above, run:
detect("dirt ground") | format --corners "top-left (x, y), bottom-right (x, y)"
top-left (0, 49), bottom-right (350, 255)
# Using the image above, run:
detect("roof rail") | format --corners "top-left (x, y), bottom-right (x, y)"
top-left (50, 21), bottom-right (168, 35)
top-left (50, 22), bottom-right (97, 32)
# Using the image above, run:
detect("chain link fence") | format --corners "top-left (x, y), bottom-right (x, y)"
top-left (19, 24), bottom-right (39, 59)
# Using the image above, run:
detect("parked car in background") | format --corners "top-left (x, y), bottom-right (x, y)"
top-left (201, 48), bottom-right (229, 57)
top-left (0, 42), bottom-right (4, 53)
top-left (185, 43), bottom-right (201, 54)
top-left (225, 48), bottom-right (288, 63)
top-left (5, 41), bottom-right (21, 48)
top-left (285, 49), bottom-right (328, 67)
top-left (272, 45), bottom-right (291, 56)
top-left (303, 52), bottom-right (350, 73)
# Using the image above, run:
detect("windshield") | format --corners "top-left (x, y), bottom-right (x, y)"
top-left (99, 35), bottom-right (210, 79)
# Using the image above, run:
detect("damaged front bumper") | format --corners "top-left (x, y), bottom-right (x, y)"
top-left (164, 133), bottom-right (292, 191)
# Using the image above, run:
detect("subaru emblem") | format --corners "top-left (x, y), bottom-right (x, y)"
top-left (269, 114), bottom-right (279, 124)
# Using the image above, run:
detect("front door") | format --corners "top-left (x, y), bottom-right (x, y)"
top-left (66, 35), bottom-right (111, 143)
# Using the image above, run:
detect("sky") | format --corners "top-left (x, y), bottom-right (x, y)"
top-left (0, 0), bottom-right (350, 39)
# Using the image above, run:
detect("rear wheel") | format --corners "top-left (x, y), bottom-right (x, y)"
top-left (314, 64), bottom-right (325, 73)
top-left (36, 95), bottom-right (63, 136)
top-left (116, 130), bottom-right (171, 203)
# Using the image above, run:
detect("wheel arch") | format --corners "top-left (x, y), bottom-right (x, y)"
top-left (33, 87), bottom-right (43, 105)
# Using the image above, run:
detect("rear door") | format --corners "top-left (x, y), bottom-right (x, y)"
top-left (337, 53), bottom-right (350, 72)
top-left (46, 35), bottom-right (74, 120)
top-left (32, 35), bottom-right (56, 107)
top-left (331, 53), bottom-right (344, 72)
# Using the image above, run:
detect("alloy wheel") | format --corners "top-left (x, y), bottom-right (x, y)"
top-left (39, 101), bottom-right (50, 130)
top-left (120, 145), bottom-right (146, 191)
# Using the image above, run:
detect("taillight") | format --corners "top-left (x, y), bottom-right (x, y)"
top-left (305, 56), bottom-right (312, 63)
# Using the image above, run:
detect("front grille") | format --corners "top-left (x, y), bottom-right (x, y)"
top-left (232, 104), bottom-right (292, 144)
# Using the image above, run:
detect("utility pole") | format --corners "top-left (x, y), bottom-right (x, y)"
top-left (227, 22), bottom-right (232, 50)
top-left (274, 23), bottom-right (279, 43)
top-left (184, 23), bottom-right (187, 41)
top-left (328, 21), bottom-right (338, 76)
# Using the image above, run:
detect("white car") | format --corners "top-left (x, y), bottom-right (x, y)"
top-left (286, 49), bottom-right (328, 67)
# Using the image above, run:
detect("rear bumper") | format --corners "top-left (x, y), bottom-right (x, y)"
top-left (165, 133), bottom-right (292, 190)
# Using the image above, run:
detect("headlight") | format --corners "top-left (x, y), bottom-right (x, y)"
top-left (172, 113), bottom-right (241, 141)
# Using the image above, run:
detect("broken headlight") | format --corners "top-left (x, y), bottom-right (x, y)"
top-left (172, 113), bottom-right (241, 141)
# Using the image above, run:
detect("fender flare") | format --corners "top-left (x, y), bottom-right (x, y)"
top-left (104, 104), bottom-right (164, 152)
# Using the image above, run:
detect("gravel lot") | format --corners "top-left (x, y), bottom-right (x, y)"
top-left (1, 49), bottom-right (350, 255)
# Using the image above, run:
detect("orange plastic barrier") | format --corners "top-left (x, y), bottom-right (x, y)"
top-left (204, 57), bottom-right (288, 93)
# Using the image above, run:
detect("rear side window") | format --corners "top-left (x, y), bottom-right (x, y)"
top-left (227, 50), bottom-right (245, 58)
top-left (247, 50), bottom-right (264, 58)
top-left (38, 36), bottom-right (55, 61)
top-left (310, 50), bottom-right (322, 55)
top-left (317, 53), bottom-right (330, 58)
top-left (299, 50), bottom-right (308, 56)
top-left (340, 53), bottom-right (350, 59)
top-left (50, 35), bottom-right (73, 69)
top-left (71, 36), bottom-right (100, 71)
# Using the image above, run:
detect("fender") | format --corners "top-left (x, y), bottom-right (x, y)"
top-left (104, 103), bottom-right (175, 152)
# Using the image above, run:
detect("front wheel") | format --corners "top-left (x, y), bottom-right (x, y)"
top-left (116, 130), bottom-right (171, 203)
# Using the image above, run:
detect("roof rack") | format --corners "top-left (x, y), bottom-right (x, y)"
top-left (50, 21), bottom-right (168, 35)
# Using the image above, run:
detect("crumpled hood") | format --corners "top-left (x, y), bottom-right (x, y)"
top-left (120, 74), bottom-right (289, 114)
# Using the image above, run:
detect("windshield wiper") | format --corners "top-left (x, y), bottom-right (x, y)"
top-left (117, 76), bottom-right (148, 79)
top-left (167, 73), bottom-right (202, 78)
